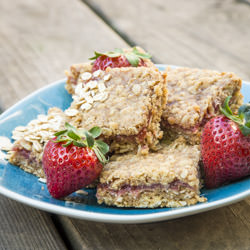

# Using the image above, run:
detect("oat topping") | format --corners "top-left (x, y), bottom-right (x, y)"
top-left (93, 69), bottom-right (102, 78)
top-left (103, 74), bottom-right (111, 82)
top-left (72, 76), bottom-right (109, 111)
top-left (80, 102), bottom-right (92, 111)
top-left (0, 136), bottom-right (13, 151)
top-left (64, 108), bottom-right (79, 116)
top-left (80, 72), bottom-right (92, 81)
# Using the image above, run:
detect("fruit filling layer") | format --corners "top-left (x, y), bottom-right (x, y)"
top-left (97, 179), bottom-right (194, 198)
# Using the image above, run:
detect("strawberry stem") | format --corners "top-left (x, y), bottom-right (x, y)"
top-left (220, 96), bottom-right (250, 136)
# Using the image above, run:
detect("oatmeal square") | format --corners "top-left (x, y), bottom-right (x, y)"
top-left (162, 67), bottom-right (243, 144)
top-left (67, 66), bottom-right (167, 154)
top-left (96, 137), bottom-right (206, 208)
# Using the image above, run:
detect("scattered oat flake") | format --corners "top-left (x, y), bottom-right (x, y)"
top-left (86, 80), bottom-right (98, 90)
top-left (65, 200), bottom-right (75, 205)
top-left (93, 93), bottom-right (104, 101)
top-left (65, 109), bottom-right (78, 116)
top-left (85, 95), bottom-right (94, 104)
top-left (33, 141), bottom-right (42, 152)
top-left (98, 82), bottom-right (106, 92)
top-left (81, 103), bottom-right (92, 111)
top-left (0, 136), bottom-right (13, 151)
top-left (37, 114), bottom-right (48, 122)
top-left (93, 69), bottom-right (102, 77)
top-left (100, 92), bottom-right (109, 102)
top-left (75, 83), bottom-right (83, 94)
top-left (76, 190), bottom-right (88, 195)
top-left (14, 126), bottom-right (26, 132)
top-left (38, 178), bottom-right (47, 183)
top-left (103, 74), bottom-right (111, 81)
top-left (80, 72), bottom-right (92, 81)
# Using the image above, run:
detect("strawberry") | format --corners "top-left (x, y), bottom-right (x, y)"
top-left (89, 47), bottom-right (151, 72)
top-left (201, 96), bottom-right (250, 188)
top-left (42, 123), bottom-right (109, 198)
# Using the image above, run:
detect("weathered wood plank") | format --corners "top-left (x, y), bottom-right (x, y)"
top-left (0, 196), bottom-right (67, 250)
top-left (84, 0), bottom-right (250, 79)
top-left (62, 200), bottom-right (250, 250)
top-left (0, 0), bottom-right (127, 248)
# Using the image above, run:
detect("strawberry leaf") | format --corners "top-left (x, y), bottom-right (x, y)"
top-left (239, 125), bottom-right (250, 136)
top-left (67, 130), bottom-right (81, 140)
top-left (89, 51), bottom-right (104, 60)
top-left (114, 48), bottom-right (123, 53)
top-left (73, 141), bottom-right (87, 148)
top-left (55, 135), bottom-right (68, 143)
top-left (88, 127), bottom-right (101, 138)
top-left (93, 147), bottom-right (108, 164)
top-left (63, 140), bottom-right (73, 147)
top-left (221, 97), bottom-right (250, 136)
top-left (103, 52), bottom-right (121, 58)
top-left (65, 122), bottom-right (78, 133)
top-left (238, 103), bottom-right (250, 121)
top-left (132, 47), bottom-right (151, 59)
top-left (54, 130), bottom-right (67, 137)
top-left (125, 53), bottom-right (140, 67)
top-left (84, 131), bottom-right (94, 148)
top-left (95, 140), bottom-right (109, 154)
top-left (222, 96), bottom-right (233, 115)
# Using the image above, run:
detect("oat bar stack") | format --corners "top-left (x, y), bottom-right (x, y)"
top-left (96, 137), bottom-right (206, 208)
top-left (162, 67), bottom-right (243, 144)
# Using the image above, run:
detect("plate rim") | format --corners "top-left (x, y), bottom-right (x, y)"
top-left (0, 184), bottom-right (249, 224)
top-left (0, 64), bottom-right (249, 224)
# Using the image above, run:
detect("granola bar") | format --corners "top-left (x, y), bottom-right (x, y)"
top-left (66, 66), bottom-right (167, 154)
top-left (96, 137), bottom-right (206, 208)
top-left (7, 108), bottom-right (67, 178)
top-left (162, 67), bottom-right (243, 144)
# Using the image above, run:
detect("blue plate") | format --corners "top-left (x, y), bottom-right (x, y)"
top-left (0, 65), bottom-right (249, 224)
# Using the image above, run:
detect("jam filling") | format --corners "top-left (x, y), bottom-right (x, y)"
top-left (13, 147), bottom-right (41, 166)
top-left (97, 179), bottom-right (194, 198)
top-left (162, 100), bottom-right (223, 133)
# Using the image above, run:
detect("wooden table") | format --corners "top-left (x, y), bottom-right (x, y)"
top-left (1, 0), bottom-right (250, 249)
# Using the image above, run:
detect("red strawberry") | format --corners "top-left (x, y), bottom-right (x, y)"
top-left (42, 123), bottom-right (109, 198)
top-left (201, 97), bottom-right (250, 188)
top-left (89, 47), bottom-right (151, 72)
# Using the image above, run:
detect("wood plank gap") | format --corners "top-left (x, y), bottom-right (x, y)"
top-left (52, 215), bottom-right (87, 250)
top-left (81, 0), bottom-right (159, 63)
top-left (236, 0), bottom-right (250, 7)
top-left (81, 0), bottom-right (137, 48)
